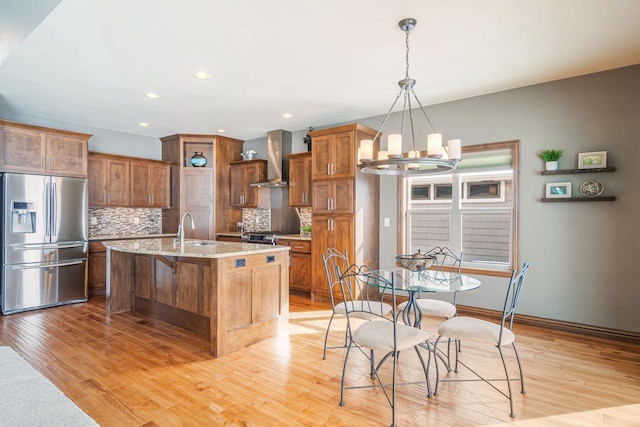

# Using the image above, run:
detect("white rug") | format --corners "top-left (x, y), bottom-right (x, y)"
top-left (0, 347), bottom-right (98, 426)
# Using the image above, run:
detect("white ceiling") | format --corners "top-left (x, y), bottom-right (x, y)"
top-left (1, 0), bottom-right (639, 141)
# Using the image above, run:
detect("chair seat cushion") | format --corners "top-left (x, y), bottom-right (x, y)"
top-left (335, 301), bottom-right (392, 320)
top-left (353, 320), bottom-right (430, 352)
top-left (438, 316), bottom-right (515, 346)
top-left (398, 299), bottom-right (456, 318)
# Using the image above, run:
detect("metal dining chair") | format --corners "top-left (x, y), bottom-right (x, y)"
top-left (322, 248), bottom-right (392, 359)
top-left (397, 247), bottom-right (463, 369)
top-left (338, 264), bottom-right (432, 427)
top-left (433, 261), bottom-right (532, 418)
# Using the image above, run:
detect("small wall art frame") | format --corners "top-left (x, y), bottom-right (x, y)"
top-left (545, 182), bottom-right (572, 198)
top-left (578, 151), bottom-right (607, 169)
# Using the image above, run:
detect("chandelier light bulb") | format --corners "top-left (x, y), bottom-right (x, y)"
top-left (360, 140), bottom-right (374, 161)
top-left (427, 133), bottom-right (443, 158)
top-left (388, 134), bottom-right (403, 158)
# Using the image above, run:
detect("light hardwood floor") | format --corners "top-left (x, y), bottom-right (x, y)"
top-left (1, 294), bottom-right (639, 426)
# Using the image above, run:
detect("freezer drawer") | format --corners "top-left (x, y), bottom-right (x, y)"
top-left (4, 241), bottom-right (88, 265)
top-left (1, 258), bottom-right (87, 315)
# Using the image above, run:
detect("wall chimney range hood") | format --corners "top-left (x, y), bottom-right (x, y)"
top-left (250, 129), bottom-right (293, 187)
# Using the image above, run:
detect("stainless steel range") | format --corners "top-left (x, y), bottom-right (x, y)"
top-left (241, 231), bottom-right (288, 245)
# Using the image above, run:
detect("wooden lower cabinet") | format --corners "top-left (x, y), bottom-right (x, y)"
top-left (277, 239), bottom-right (312, 292)
top-left (311, 215), bottom-right (353, 300)
top-left (88, 241), bottom-right (107, 296)
top-left (107, 249), bottom-right (289, 357)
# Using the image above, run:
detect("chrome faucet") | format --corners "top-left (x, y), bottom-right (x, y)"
top-left (177, 212), bottom-right (196, 246)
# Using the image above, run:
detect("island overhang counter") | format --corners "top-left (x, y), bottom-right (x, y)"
top-left (103, 238), bottom-right (290, 357)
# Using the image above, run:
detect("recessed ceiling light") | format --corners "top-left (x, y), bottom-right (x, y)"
top-left (281, 113), bottom-right (293, 118)
top-left (145, 92), bottom-right (159, 99)
top-left (138, 122), bottom-right (149, 127)
top-left (217, 129), bottom-right (226, 133)
top-left (194, 71), bottom-right (211, 79)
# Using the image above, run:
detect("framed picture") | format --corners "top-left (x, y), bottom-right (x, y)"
top-left (578, 151), bottom-right (607, 169)
top-left (546, 182), bottom-right (572, 198)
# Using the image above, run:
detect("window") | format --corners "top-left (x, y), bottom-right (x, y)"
top-left (402, 141), bottom-right (519, 276)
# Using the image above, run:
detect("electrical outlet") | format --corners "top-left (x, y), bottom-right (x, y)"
top-left (384, 217), bottom-right (390, 227)
top-left (90, 217), bottom-right (97, 225)
top-left (134, 217), bottom-right (140, 225)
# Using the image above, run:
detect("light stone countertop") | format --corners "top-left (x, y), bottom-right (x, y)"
top-left (89, 233), bottom-right (176, 241)
top-left (276, 234), bottom-right (311, 241)
top-left (102, 237), bottom-right (290, 259)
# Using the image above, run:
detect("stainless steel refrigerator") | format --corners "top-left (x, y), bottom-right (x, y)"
top-left (1, 173), bottom-right (88, 315)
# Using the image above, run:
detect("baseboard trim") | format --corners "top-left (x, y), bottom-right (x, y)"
top-left (456, 305), bottom-right (640, 344)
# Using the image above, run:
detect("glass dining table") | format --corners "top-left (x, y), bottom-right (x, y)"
top-left (366, 268), bottom-right (482, 327)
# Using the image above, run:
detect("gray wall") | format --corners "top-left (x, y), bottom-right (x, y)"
top-left (371, 65), bottom-right (639, 333)
top-left (246, 65), bottom-right (640, 333)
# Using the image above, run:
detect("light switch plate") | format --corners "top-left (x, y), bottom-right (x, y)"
top-left (384, 218), bottom-right (390, 227)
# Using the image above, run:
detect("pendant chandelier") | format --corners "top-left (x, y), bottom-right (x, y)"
top-left (358, 18), bottom-right (462, 176)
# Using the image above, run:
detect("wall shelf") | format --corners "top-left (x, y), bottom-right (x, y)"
top-left (540, 167), bottom-right (616, 175)
top-left (541, 196), bottom-right (616, 203)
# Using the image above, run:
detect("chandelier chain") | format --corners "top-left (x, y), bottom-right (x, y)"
top-left (405, 30), bottom-right (410, 79)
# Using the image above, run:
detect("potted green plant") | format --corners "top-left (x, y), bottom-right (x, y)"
top-left (539, 149), bottom-right (563, 171)
top-left (301, 225), bottom-right (311, 237)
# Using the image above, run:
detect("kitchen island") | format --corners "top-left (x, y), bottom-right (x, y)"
top-left (103, 238), bottom-right (290, 357)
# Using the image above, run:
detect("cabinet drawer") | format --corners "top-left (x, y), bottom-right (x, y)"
top-left (289, 240), bottom-right (311, 254)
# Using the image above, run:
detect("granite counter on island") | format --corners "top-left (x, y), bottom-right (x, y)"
top-left (103, 238), bottom-right (290, 357)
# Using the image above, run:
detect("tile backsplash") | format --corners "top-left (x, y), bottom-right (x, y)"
top-left (89, 207), bottom-right (162, 237)
top-left (241, 207), bottom-right (311, 233)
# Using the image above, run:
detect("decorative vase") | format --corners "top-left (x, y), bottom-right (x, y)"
top-left (545, 161), bottom-right (558, 171)
top-left (190, 152), bottom-right (207, 167)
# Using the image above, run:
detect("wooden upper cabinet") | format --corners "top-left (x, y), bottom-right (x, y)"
top-left (130, 161), bottom-right (170, 208)
top-left (311, 131), bottom-right (355, 180)
top-left (0, 120), bottom-right (90, 177)
top-left (89, 152), bottom-right (170, 208)
top-left (288, 152), bottom-right (312, 207)
top-left (45, 133), bottom-right (88, 177)
top-left (229, 160), bottom-right (267, 208)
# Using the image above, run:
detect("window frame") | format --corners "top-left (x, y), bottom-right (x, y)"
top-left (398, 140), bottom-right (520, 278)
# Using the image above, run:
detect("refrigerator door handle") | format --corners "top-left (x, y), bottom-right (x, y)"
top-left (44, 181), bottom-right (51, 238)
top-left (51, 182), bottom-right (57, 237)
top-left (11, 242), bottom-right (85, 250)
top-left (12, 260), bottom-right (84, 270)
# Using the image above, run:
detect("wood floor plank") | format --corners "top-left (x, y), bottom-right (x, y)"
top-left (1, 294), bottom-right (639, 426)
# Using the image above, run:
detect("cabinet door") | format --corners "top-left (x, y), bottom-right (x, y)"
top-left (150, 163), bottom-right (170, 208)
top-left (331, 131), bottom-right (355, 179)
top-left (0, 125), bottom-right (46, 173)
top-left (311, 216), bottom-right (333, 297)
top-left (230, 165), bottom-right (245, 207)
top-left (241, 164), bottom-right (259, 207)
top-left (182, 169), bottom-right (214, 239)
top-left (107, 159), bottom-right (131, 206)
top-left (332, 179), bottom-right (354, 214)
top-left (88, 242), bottom-right (106, 296)
top-left (130, 162), bottom-right (152, 206)
top-left (46, 133), bottom-right (88, 177)
top-left (289, 157), bottom-right (307, 207)
top-left (88, 157), bottom-right (107, 207)
top-left (290, 252), bottom-right (311, 291)
top-left (312, 181), bottom-right (332, 213)
top-left (311, 215), bottom-right (354, 299)
top-left (312, 135), bottom-right (332, 179)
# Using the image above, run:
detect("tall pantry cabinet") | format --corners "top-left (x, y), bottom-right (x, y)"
top-left (160, 134), bottom-right (244, 239)
top-left (309, 123), bottom-right (380, 301)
